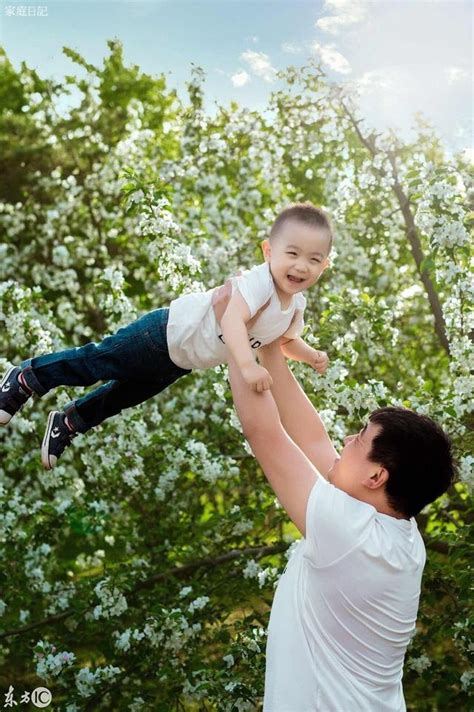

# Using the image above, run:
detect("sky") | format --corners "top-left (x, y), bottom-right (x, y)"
top-left (1, 0), bottom-right (472, 156)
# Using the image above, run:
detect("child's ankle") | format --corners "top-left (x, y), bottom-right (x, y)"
top-left (64, 415), bottom-right (76, 433)
top-left (18, 371), bottom-right (33, 395)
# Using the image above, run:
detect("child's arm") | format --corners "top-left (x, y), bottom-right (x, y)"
top-left (280, 336), bottom-right (329, 374)
top-left (220, 290), bottom-right (273, 392)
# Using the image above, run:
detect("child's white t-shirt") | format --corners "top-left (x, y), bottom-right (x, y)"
top-left (264, 477), bottom-right (426, 712)
top-left (166, 262), bottom-right (307, 370)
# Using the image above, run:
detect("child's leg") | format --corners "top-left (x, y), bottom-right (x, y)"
top-left (40, 367), bottom-right (191, 468)
top-left (19, 308), bottom-right (174, 398)
top-left (63, 368), bottom-right (189, 433)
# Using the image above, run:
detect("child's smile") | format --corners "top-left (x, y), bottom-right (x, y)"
top-left (287, 274), bottom-right (305, 284)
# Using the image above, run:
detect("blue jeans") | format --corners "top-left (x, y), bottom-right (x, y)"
top-left (20, 308), bottom-right (191, 433)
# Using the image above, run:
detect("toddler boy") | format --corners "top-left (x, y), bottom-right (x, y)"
top-left (0, 203), bottom-right (332, 469)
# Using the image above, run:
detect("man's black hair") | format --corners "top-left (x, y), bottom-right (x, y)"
top-left (368, 407), bottom-right (456, 518)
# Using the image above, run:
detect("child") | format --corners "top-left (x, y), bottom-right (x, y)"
top-left (0, 203), bottom-right (332, 470)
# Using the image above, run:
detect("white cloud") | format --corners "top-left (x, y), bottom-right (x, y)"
top-left (311, 42), bottom-right (352, 74)
top-left (316, 0), bottom-right (368, 35)
top-left (231, 70), bottom-right (250, 87)
top-left (445, 66), bottom-right (469, 84)
top-left (281, 41), bottom-right (304, 54)
top-left (352, 69), bottom-right (395, 96)
top-left (241, 50), bottom-right (277, 83)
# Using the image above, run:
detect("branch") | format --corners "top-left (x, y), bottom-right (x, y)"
top-left (0, 542), bottom-right (288, 640)
top-left (424, 538), bottom-right (450, 555)
top-left (0, 609), bottom-right (73, 640)
top-left (387, 154), bottom-right (450, 354)
top-left (130, 543), bottom-right (288, 594)
top-left (340, 101), bottom-right (450, 355)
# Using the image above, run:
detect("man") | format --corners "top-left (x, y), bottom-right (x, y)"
top-left (213, 287), bottom-right (455, 711)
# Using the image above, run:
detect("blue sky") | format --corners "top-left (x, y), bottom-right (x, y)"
top-left (1, 0), bottom-right (472, 155)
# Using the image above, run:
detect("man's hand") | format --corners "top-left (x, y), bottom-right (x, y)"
top-left (306, 348), bottom-right (329, 375)
top-left (212, 275), bottom-right (270, 330)
top-left (212, 280), bottom-right (233, 324)
top-left (241, 362), bottom-right (273, 392)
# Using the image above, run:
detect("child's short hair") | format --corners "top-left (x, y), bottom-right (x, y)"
top-left (269, 202), bottom-right (333, 252)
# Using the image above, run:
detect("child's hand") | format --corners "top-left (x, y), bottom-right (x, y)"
top-left (307, 349), bottom-right (329, 375)
top-left (241, 362), bottom-right (273, 392)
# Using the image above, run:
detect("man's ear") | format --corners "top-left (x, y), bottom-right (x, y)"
top-left (261, 239), bottom-right (271, 263)
top-left (363, 467), bottom-right (389, 491)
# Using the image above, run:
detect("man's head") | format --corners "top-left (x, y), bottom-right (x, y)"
top-left (328, 407), bottom-right (456, 519)
top-left (261, 203), bottom-right (332, 299)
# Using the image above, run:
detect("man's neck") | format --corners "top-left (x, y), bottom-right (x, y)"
top-left (350, 486), bottom-right (409, 520)
top-left (370, 496), bottom-right (409, 520)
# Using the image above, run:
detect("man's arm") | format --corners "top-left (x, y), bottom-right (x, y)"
top-left (212, 279), bottom-right (338, 476)
top-left (258, 341), bottom-right (338, 478)
top-left (227, 352), bottom-right (319, 536)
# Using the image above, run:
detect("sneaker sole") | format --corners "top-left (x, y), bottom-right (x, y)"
top-left (0, 409), bottom-right (12, 425)
top-left (41, 410), bottom-right (58, 470)
top-left (0, 367), bottom-right (17, 425)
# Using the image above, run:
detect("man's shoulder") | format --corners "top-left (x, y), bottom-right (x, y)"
top-left (306, 479), bottom-right (426, 570)
top-left (370, 514), bottom-right (426, 568)
top-left (305, 479), bottom-right (377, 566)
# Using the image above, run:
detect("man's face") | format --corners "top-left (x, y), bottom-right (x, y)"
top-left (328, 421), bottom-right (383, 498)
top-left (262, 220), bottom-right (330, 300)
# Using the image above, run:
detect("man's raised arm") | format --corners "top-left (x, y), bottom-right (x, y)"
top-left (227, 352), bottom-right (320, 536)
top-left (212, 278), bottom-right (338, 481)
top-left (258, 341), bottom-right (338, 479)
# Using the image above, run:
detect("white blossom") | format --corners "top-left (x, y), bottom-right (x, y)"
top-left (93, 578), bottom-right (128, 620)
top-left (460, 670), bottom-right (474, 691)
top-left (408, 654), bottom-right (432, 674)
top-left (188, 596), bottom-right (210, 613)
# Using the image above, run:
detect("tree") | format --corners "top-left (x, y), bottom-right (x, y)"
top-left (0, 45), bottom-right (472, 710)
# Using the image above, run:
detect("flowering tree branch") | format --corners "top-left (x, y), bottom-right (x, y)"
top-left (340, 101), bottom-right (450, 355)
top-left (387, 154), bottom-right (450, 355)
top-left (0, 542), bottom-right (287, 640)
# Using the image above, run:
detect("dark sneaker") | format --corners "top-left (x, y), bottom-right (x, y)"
top-left (41, 411), bottom-right (78, 470)
top-left (0, 366), bottom-right (32, 425)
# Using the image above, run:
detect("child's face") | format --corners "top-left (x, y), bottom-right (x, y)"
top-left (262, 220), bottom-right (330, 298)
